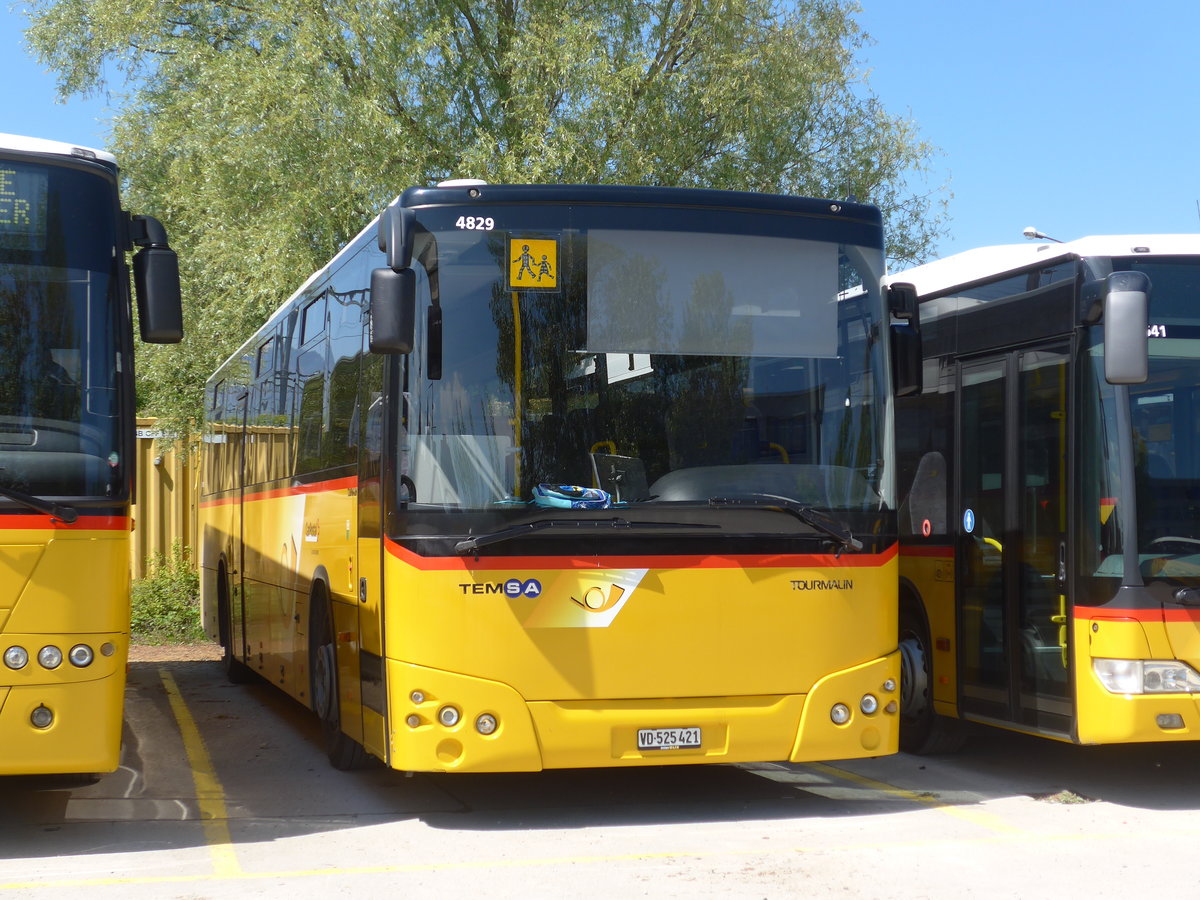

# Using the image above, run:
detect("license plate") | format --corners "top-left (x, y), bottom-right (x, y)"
top-left (637, 727), bottom-right (701, 750)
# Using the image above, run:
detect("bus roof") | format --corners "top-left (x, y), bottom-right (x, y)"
top-left (887, 234), bottom-right (1200, 298)
top-left (0, 132), bottom-right (117, 166)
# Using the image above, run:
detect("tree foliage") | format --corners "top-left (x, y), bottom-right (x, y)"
top-left (25, 0), bottom-right (946, 426)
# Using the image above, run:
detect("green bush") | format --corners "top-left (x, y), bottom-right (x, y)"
top-left (131, 541), bottom-right (204, 643)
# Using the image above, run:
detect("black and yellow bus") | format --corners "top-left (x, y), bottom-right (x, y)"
top-left (893, 233), bottom-right (1200, 750)
top-left (201, 183), bottom-right (910, 772)
top-left (0, 132), bottom-right (182, 775)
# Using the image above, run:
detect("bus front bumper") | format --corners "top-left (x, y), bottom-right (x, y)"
top-left (385, 652), bottom-right (900, 773)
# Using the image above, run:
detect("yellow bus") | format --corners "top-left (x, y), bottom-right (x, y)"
top-left (893, 233), bottom-right (1200, 751)
top-left (201, 184), bottom-right (910, 772)
top-left (0, 133), bottom-right (183, 775)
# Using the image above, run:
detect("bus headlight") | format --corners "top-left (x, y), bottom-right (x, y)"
top-left (4, 646), bottom-right (29, 670)
top-left (438, 705), bottom-right (461, 727)
top-left (68, 644), bottom-right (95, 668)
top-left (30, 705), bottom-right (54, 728)
top-left (830, 703), bottom-right (851, 725)
top-left (38, 645), bottom-right (63, 669)
top-left (1093, 659), bottom-right (1200, 694)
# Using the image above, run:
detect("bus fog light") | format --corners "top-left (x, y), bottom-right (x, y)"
top-left (1157, 713), bottom-right (1185, 729)
top-left (475, 713), bottom-right (498, 735)
top-left (438, 705), bottom-right (461, 727)
top-left (38, 646), bottom-right (63, 669)
top-left (69, 644), bottom-right (94, 668)
top-left (4, 646), bottom-right (28, 670)
top-left (830, 703), bottom-right (851, 725)
top-left (860, 694), bottom-right (879, 715)
top-left (30, 705), bottom-right (53, 728)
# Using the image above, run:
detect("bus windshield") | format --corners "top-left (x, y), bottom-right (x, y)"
top-left (397, 201), bottom-right (890, 546)
top-left (0, 157), bottom-right (125, 499)
top-left (1081, 259), bottom-right (1200, 585)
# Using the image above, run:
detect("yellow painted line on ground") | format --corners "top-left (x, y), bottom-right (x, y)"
top-left (805, 761), bottom-right (1025, 835)
top-left (158, 667), bottom-right (242, 878)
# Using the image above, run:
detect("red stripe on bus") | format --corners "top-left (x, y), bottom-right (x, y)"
top-left (199, 475), bottom-right (358, 508)
top-left (385, 537), bottom-right (899, 571)
top-left (1075, 609), bottom-right (1200, 624)
top-left (0, 515), bottom-right (129, 531)
top-left (1075, 607), bottom-right (1200, 624)
top-left (899, 544), bottom-right (953, 558)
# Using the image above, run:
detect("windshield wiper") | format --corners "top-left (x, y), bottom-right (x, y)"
top-left (454, 517), bottom-right (718, 555)
top-left (707, 494), bottom-right (862, 553)
top-left (0, 484), bottom-right (78, 523)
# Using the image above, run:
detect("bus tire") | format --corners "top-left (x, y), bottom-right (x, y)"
top-left (309, 583), bottom-right (370, 771)
top-left (899, 601), bottom-right (966, 755)
top-left (218, 563), bottom-right (254, 685)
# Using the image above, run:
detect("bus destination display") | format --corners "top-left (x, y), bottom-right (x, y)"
top-left (0, 163), bottom-right (47, 249)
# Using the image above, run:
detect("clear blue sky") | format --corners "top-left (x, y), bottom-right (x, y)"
top-left (858, 0), bottom-right (1200, 259)
top-left (3, 2), bottom-right (1197, 261)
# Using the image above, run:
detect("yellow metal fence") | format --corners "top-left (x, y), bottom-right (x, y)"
top-left (131, 418), bottom-right (198, 580)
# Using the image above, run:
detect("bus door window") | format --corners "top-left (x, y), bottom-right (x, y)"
top-left (959, 357), bottom-right (1008, 704)
top-left (1017, 348), bottom-right (1069, 700)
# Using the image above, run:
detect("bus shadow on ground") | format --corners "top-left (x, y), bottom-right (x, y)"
top-left (884, 722), bottom-right (1200, 813)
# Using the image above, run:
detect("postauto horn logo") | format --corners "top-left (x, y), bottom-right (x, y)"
top-left (523, 569), bottom-right (649, 629)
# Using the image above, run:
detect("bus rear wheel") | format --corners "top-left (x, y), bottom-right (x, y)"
top-left (310, 585), bottom-right (370, 770)
top-left (218, 564), bottom-right (253, 685)
top-left (899, 605), bottom-right (965, 755)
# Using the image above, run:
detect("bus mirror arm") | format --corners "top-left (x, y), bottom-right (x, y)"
top-left (130, 214), bottom-right (183, 344)
top-left (378, 203), bottom-right (415, 270)
top-left (369, 267), bottom-right (416, 354)
top-left (887, 282), bottom-right (919, 323)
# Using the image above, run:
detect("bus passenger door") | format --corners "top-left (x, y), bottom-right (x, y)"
top-left (956, 346), bottom-right (1072, 734)
top-left (356, 352), bottom-right (388, 761)
top-left (230, 390), bottom-right (249, 666)
top-left (957, 357), bottom-right (1010, 720)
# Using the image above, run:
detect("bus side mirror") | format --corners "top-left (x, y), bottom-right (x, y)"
top-left (370, 267), bottom-right (416, 354)
top-left (377, 202), bottom-right (415, 270)
top-left (132, 244), bottom-right (183, 344)
top-left (1103, 271), bottom-right (1150, 384)
top-left (887, 282), bottom-right (921, 397)
top-left (891, 322), bottom-right (922, 397)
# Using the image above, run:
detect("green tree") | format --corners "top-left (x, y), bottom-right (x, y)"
top-left (25, 0), bottom-right (946, 427)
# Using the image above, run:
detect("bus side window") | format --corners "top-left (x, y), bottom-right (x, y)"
top-left (904, 451), bottom-right (948, 538)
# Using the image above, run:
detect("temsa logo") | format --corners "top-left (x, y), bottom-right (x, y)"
top-left (457, 578), bottom-right (542, 596)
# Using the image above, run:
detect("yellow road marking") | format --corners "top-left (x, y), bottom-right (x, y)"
top-left (159, 667), bottom-right (242, 877)
top-left (806, 761), bottom-right (1025, 834)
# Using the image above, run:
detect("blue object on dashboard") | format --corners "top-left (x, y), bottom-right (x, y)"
top-left (532, 483), bottom-right (612, 509)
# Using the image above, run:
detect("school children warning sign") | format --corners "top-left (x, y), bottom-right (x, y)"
top-left (508, 238), bottom-right (557, 290)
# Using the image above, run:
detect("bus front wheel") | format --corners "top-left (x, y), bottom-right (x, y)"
top-left (899, 604), bottom-right (965, 754)
top-left (309, 585), bottom-right (370, 770)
